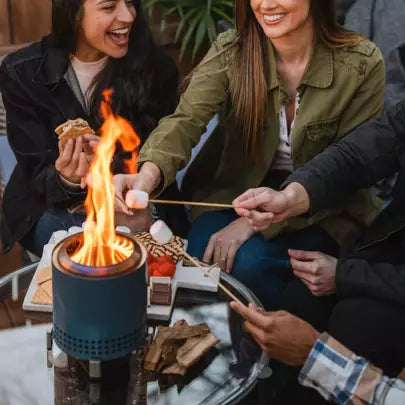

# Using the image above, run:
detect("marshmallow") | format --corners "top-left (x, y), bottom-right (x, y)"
top-left (149, 220), bottom-right (173, 244)
top-left (49, 230), bottom-right (68, 244)
top-left (116, 226), bottom-right (131, 234)
top-left (68, 226), bottom-right (83, 235)
top-left (125, 189), bottom-right (149, 209)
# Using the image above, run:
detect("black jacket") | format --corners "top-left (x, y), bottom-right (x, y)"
top-left (287, 100), bottom-right (405, 307)
top-left (0, 36), bottom-right (181, 252)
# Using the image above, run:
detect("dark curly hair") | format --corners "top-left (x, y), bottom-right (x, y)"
top-left (51, 0), bottom-right (178, 143)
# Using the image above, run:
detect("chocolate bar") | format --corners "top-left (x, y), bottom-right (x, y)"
top-left (150, 291), bottom-right (171, 305)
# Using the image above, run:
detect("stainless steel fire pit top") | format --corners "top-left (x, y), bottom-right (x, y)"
top-left (54, 232), bottom-right (144, 278)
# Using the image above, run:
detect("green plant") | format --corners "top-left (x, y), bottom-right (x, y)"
top-left (143, 0), bottom-right (234, 60)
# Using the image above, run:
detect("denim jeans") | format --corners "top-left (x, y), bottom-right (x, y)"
top-left (20, 206), bottom-right (86, 257)
top-left (187, 209), bottom-right (339, 310)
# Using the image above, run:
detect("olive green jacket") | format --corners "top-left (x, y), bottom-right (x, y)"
top-left (139, 30), bottom-right (385, 249)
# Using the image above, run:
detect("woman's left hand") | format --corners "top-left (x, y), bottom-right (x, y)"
top-left (203, 217), bottom-right (255, 273)
top-left (289, 249), bottom-right (338, 296)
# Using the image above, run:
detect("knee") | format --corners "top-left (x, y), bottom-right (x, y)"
top-left (187, 210), bottom-right (236, 258)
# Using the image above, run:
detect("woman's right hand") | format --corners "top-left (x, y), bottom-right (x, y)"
top-left (113, 161), bottom-right (162, 214)
top-left (55, 137), bottom-right (89, 185)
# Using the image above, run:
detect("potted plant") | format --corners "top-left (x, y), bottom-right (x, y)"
top-left (143, 0), bottom-right (233, 61)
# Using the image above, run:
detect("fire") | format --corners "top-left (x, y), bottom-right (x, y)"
top-left (70, 90), bottom-right (140, 267)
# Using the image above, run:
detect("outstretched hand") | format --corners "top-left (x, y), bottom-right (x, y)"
top-left (233, 187), bottom-right (289, 231)
top-left (230, 302), bottom-right (320, 366)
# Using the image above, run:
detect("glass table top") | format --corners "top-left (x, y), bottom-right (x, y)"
top-left (0, 263), bottom-right (268, 405)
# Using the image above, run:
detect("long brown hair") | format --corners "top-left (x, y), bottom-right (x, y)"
top-left (232, 0), bottom-right (364, 158)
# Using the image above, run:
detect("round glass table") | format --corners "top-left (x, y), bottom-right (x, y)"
top-left (0, 262), bottom-right (268, 405)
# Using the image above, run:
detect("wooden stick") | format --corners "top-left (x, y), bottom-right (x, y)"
top-left (149, 199), bottom-right (236, 209)
top-left (182, 251), bottom-right (246, 307)
top-left (115, 194), bottom-right (236, 210)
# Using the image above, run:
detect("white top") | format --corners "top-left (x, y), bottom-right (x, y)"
top-left (271, 93), bottom-right (301, 172)
top-left (70, 55), bottom-right (108, 108)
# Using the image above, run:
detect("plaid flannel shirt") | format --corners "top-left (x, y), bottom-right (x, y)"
top-left (299, 333), bottom-right (405, 404)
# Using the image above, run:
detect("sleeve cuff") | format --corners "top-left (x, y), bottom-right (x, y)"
top-left (138, 153), bottom-right (178, 198)
top-left (299, 333), bottom-right (380, 405)
top-left (282, 172), bottom-right (326, 217)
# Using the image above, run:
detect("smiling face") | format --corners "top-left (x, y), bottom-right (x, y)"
top-left (75, 0), bottom-right (136, 61)
top-left (250, 0), bottom-right (312, 40)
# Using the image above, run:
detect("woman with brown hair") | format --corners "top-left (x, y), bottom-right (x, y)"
top-left (115, 0), bottom-right (385, 310)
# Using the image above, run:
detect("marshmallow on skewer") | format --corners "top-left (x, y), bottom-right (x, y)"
top-left (125, 189), bottom-right (149, 209)
top-left (149, 220), bottom-right (173, 244)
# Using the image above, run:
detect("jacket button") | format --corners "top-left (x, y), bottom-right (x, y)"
top-left (25, 215), bottom-right (32, 223)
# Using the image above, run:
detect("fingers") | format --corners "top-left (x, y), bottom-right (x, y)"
top-left (113, 174), bottom-right (134, 215)
top-left (114, 195), bottom-right (133, 215)
top-left (230, 300), bottom-right (269, 328)
top-left (213, 240), bottom-right (226, 269)
top-left (233, 188), bottom-right (267, 206)
top-left (202, 233), bottom-right (216, 264)
top-left (235, 190), bottom-right (273, 211)
top-left (247, 210), bottom-right (274, 231)
top-left (226, 241), bottom-right (240, 273)
top-left (72, 136), bottom-right (83, 167)
top-left (290, 258), bottom-right (317, 274)
top-left (288, 249), bottom-right (322, 261)
top-left (76, 152), bottom-right (88, 177)
top-left (83, 134), bottom-right (100, 155)
top-left (293, 269), bottom-right (319, 285)
top-left (83, 134), bottom-right (100, 143)
top-left (56, 139), bottom-right (74, 170)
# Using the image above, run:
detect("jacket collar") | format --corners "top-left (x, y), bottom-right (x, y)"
top-left (32, 36), bottom-right (70, 87)
top-left (266, 35), bottom-right (334, 91)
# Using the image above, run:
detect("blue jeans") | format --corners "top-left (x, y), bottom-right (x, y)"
top-left (187, 210), bottom-right (339, 310)
top-left (20, 206), bottom-right (86, 257)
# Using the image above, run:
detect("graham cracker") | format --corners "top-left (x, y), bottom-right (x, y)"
top-left (31, 285), bottom-right (52, 306)
top-left (55, 119), bottom-right (95, 146)
top-left (37, 265), bottom-right (52, 285)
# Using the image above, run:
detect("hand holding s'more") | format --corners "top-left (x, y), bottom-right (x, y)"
top-left (55, 119), bottom-right (99, 186)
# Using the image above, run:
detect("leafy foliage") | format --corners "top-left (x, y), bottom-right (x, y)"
top-left (143, 0), bottom-right (234, 60)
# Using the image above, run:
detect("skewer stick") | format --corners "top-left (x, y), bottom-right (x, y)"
top-left (115, 194), bottom-right (237, 210)
top-left (149, 199), bottom-right (236, 209)
top-left (182, 251), bottom-right (246, 307)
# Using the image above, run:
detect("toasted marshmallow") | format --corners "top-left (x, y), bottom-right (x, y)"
top-left (150, 220), bottom-right (173, 244)
top-left (125, 190), bottom-right (149, 209)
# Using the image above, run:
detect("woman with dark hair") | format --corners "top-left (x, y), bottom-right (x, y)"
top-left (114, 0), bottom-right (385, 310)
top-left (0, 0), bottom-right (187, 256)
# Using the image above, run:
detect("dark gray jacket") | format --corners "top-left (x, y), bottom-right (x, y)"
top-left (286, 101), bottom-right (405, 307)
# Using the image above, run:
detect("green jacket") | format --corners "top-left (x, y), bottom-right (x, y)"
top-left (139, 30), bottom-right (385, 249)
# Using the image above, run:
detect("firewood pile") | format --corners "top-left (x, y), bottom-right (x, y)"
top-left (144, 320), bottom-right (220, 375)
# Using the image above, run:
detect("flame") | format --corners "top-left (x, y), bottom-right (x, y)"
top-left (70, 90), bottom-right (140, 267)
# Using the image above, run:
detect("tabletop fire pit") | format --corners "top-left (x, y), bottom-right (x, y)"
top-left (47, 231), bottom-right (147, 378)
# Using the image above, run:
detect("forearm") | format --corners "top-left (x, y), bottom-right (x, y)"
top-left (299, 333), bottom-right (405, 405)
top-left (280, 182), bottom-right (311, 217)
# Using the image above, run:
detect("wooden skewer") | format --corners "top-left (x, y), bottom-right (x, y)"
top-left (149, 199), bottom-right (236, 209)
top-left (115, 194), bottom-right (245, 305)
top-left (182, 251), bottom-right (246, 307)
top-left (114, 194), bottom-right (236, 210)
